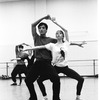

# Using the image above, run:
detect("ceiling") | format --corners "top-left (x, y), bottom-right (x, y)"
top-left (0, 0), bottom-right (94, 3)
top-left (0, 0), bottom-right (32, 3)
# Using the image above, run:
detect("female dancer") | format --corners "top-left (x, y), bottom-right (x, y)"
top-left (11, 43), bottom-right (34, 85)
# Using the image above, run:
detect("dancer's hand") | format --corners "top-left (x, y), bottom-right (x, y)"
top-left (45, 15), bottom-right (51, 20)
top-left (78, 41), bottom-right (87, 48)
top-left (11, 59), bottom-right (14, 61)
top-left (22, 43), bottom-right (30, 46)
top-left (51, 17), bottom-right (56, 22)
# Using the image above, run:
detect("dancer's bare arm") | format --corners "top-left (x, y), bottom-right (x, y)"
top-left (24, 45), bottom-right (46, 51)
top-left (31, 15), bottom-right (51, 38)
top-left (70, 41), bottom-right (87, 48)
top-left (50, 17), bottom-right (69, 42)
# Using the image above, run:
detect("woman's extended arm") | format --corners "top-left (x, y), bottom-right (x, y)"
top-left (70, 41), bottom-right (87, 48)
top-left (24, 45), bottom-right (46, 51)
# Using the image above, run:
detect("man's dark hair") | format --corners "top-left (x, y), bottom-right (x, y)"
top-left (19, 45), bottom-right (24, 49)
top-left (38, 22), bottom-right (48, 30)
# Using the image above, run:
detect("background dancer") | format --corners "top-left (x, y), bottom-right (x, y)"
top-left (11, 43), bottom-right (31, 85)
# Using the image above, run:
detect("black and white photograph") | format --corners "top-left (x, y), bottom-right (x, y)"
top-left (0, 0), bottom-right (98, 100)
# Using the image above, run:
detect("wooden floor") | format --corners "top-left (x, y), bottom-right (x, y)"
top-left (0, 77), bottom-right (98, 100)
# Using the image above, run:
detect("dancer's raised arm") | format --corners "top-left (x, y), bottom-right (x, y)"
top-left (50, 17), bottom-right (69, 42)
top-left (31, 15), bottom-right (51, 38)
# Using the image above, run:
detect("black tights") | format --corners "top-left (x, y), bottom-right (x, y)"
top-left (11, 64), bottom-right (27, 83)
top-left (37, 66), bottom-right (84, 96)
top-left (25, 60), bottom-right (60, 100)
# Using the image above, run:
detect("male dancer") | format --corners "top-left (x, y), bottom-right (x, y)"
top-left (25, 15), bottom-right (60, 100)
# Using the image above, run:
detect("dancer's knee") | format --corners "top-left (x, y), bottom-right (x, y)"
top-left (79, 77), bottom-right (84, 84)
top-left (25, 76), bottom-right (34, 85)
top-left (51, 75), bottom-right (60, 84)
top-left (11, 71), bottom-right (15, 77)
top-left (25, 77), bottom-right (31, 85)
